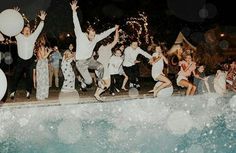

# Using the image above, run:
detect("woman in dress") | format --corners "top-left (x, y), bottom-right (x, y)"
top-left (34, 35), bottom-right (52, 100)
top-left (108, 49), bottom-right (124, 95)
top-left (176, 53), bottom-right (197, 95)
top-left (149, 45), bottom-right (171, 97)
top-left (61, 50), bottom-right (76, 92)
top-left (194, 64), bottom-right (210, 94)
top-left (118, 44), bottom-right (129, 91)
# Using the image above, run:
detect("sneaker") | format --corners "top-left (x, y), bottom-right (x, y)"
top-left (81, 81), bottom-right (87, 89)
top-left (10, 92), bottom-right (15, 100)
top-left (26, 91), bottom-right (30, 99)
top-left (136, 84), bottom-right (141, 91)
top-left (115, 88), bottom-right (120, 93)
top-left (129, 83), bottom-right (134, 88)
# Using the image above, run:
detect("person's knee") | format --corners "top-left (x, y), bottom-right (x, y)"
top-left (166, 80), bottom-right (172, 86)
top-left (188, 84), bottom-right (193, 88)
top-left (192, 84), bottom-right (196, 90)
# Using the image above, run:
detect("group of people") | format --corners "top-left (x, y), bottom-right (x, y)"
top-left (4, 0), bottom-right (236, 102)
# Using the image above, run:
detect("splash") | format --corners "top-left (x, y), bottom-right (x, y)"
top-left (0, 93), bottom-right (235, 153)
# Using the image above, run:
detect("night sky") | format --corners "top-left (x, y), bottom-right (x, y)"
top-left (0, 0), bottom-right (235, 46)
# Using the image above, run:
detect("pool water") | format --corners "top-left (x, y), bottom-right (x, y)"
top-left (1, 93), bottom-right (236, 153)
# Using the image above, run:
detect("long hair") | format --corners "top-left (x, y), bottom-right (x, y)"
top-left (35, 34), bottom-right (47, 51)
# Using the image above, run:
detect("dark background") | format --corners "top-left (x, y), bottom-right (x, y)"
top-left (1, 0), bottom-right (235, 46)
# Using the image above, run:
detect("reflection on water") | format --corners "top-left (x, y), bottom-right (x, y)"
top-left (0, 93), bottom-right (236, 153)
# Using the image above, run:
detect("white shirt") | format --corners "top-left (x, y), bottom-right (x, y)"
top-left (109, 56), bottom-right (123, 75)
top-left (15, 21), bottom-right (44, 60)
top-left (151, 52), bottom-right (164, 78)
top-left (97, 44), bottom-right (113, 65)
top-left (73, 12), bottom-right (115, 60)
top-left (123, 46), bottom-right (152, 67)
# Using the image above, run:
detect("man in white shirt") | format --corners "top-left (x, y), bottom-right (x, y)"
top-left (123, 40), bottom-right (152, 90)
top-left (10, 10), bottom-right (47, 100)
top-left (70, 0), bottom-right (119, 101)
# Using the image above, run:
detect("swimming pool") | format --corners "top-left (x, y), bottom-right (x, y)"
top-left (0, 93), bottom-right (236, 153)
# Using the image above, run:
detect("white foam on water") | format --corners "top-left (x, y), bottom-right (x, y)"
top-left (58, 90), bottom-right (80, 104)
top-left (57, 119), bottom-right (82, 144)
top-left (229, 95), bottom-right (236, 111)
top-left (187, 144), bottom-right (204, 153)
top-left (167, 110), bottom-right (193, 135)
top-left (225, 111), bottom-right (236, 131)
top-left (0, 93), bottom-right (235, 152)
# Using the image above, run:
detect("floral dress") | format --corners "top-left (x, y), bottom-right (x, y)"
top-left (36, 58), bottom-right (49, 100)
top-left (61, 58), bottom-right (75, 92)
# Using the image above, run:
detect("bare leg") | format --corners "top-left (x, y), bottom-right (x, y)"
top-left (190, 84), bottom-right (196, 95)
top-left (94, 87), bottom-right (105, 102)
top-left (103, 79), bottom-right (111, 89)
top-left (204, 80), bottom-right (211, 92)
top-left (178, 80), bottom-right (194, 96)
top-left (121, 74), bottom-right (128, 91)
top-left (148, 89), bottom-right (154, 93)
top-left (153, 75), bottom-right (172, 97)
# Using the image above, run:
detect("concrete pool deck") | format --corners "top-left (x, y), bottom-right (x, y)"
top-left (0, 87), bottom-right (185, 109)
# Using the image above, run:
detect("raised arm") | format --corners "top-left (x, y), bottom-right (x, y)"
top-left (70, 0), bottom-right (82, 35)
top-left (109, 27), bottom-right (120, 48)
top-left (32, 11), bottom-right (46, 38)
top-left (96, 25), bottom-right (118, 42)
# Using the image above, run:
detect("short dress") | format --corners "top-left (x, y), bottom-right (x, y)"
top-left (176, 61), bottom-right (196, 87)
top-left (151, 53), bottom-right (164, 81)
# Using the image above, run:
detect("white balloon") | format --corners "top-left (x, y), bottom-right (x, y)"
top-left (0, 69), bottom-right (7, 101)
top-left (0, 9), bottom-right (24, 37)
top-left (155, 81), bottom-right (173, 97)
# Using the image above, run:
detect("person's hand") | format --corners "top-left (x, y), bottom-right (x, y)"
top-left (159, 52), bottom-right (164, 57)
top-left (48, 47), bottom-right (53, 53)
top-left (38, 10), bottom-right (47, 21)
top-left (134, 60), bottom-right (141, 64)
top-left (115, 25), bottom-right (119, 30)
top-left (203, 76), bottom-right (209, 81)
top-left (13, 6), bottom-right (20, 12)
top-left (148, 59), bottom-right (154, 65)
top-left (70, 0), bottom-right (79, 12)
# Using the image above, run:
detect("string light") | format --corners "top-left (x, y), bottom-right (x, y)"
top-left (79, 11), bottom-right (152, 46)
top-left (126, 11), bottom-right (151, 45)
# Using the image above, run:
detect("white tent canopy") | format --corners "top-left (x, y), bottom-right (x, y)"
top-left (167, 32), bottom-right (196, 55)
